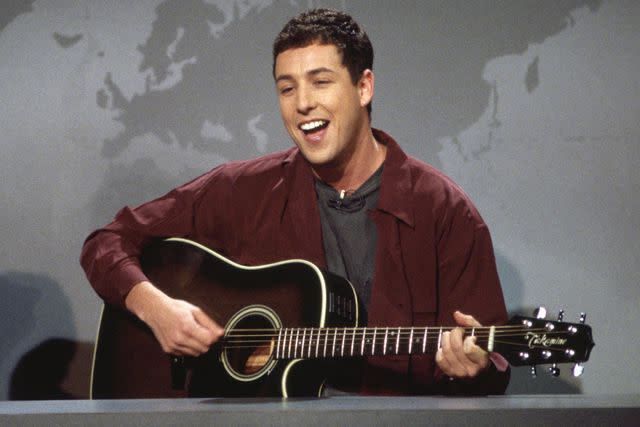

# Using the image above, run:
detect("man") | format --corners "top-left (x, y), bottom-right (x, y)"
top-left (81, 8), bottom-right (509, 395)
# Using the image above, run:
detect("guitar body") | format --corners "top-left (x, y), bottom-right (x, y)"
top-left (91, 238), bottom-right (595, 398)
top-left (91, 238), bottom-right (360, 398)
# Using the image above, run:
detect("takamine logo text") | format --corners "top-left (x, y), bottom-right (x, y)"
top-left (524, 332), bottom-right (567, 348)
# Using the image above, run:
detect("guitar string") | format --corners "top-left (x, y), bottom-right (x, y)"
top-left (220, 334), bottom-right (571, 346)
top-left (220, 330), bottom-right (574, 349)
top-left (222, 327), bottom-right (569, 340)
top-left (222, 325), bottom-right (561, 334)
top-left (221, 337), bottom-right (563, 348)
top-left (220, 340), bottom-right (575, 355)
top-left (221, 324), bottom-right (532, 332)
top-left (221, 326), bottom-right (573, 338)
top-left (221, 334), bottom-right (568, 346)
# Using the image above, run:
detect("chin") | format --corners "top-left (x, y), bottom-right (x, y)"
top-left (296, 146), bottom-right (326, 164)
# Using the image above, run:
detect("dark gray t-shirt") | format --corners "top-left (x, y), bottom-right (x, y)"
top-left (314, 166), bottom-right (383, 322)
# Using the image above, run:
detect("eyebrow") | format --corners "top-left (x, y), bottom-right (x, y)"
top-left (275, 67), bottom-right (336, 83)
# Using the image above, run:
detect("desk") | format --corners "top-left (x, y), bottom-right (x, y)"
top-left (1, 394), bottom-right (638, 426)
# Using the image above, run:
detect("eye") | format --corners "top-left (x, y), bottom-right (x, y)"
top-left (314, 80), bottom-right (331, 86)
top-left (279, 86), bottom-right (294, 95)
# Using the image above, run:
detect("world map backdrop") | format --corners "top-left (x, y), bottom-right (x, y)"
top-left (1, 0), bottom-right (638, 398)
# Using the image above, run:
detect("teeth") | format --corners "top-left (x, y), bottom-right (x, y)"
top-left (300, 120), bottom-right (327, 132)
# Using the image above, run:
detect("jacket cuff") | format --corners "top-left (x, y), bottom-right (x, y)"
top-left (441, 362), bottom-right (511, 395)
top-left (99, 260), bottom-right (149, 308)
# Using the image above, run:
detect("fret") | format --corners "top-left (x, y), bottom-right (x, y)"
top-left (277, 328), bottom-right (282, 359)
top-left (395, 327), bottom-right (401, 354)
top-left (294, 328), bottom-right (300, 358)
top-left (341, 328), bottom-right (346, 356)
top-left (332, 328), bottom-right (337, 357)
top-left (279, 329), bottom-right (284, 359)
top-left (301, 328), bottom-right (306, 358)
top-left (308, 328), bottom-right (314, 358)
top-left (289, 328), bottom-right (293, 358)
top-left (372, 327), bottom-right (377, 355)
top-left (408, 327), bottom-right (414, 354)
top-left (315, 328), bottom-right (320, 358)
top-left (323, 328), bottom-right (329, 358)
top-left (471, 327), bottom-right (475, 339)
top-left (422, 328), bottom-right (427, 353)
top-left (488, 326), bottom-right (495, 352)
top-left (437, 326), bottom-right (443, 350)
top-left (360, 327), bottom-right (366, 355)
top-left (383, 327), bottom-right (389, 355)
top-left (350, 327), bottom-right (356, 356)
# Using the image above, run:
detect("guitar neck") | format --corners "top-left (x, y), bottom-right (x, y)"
top-left (223, 319), bottom-right (593, 367)
top-left (229, 326), bottom-right (497, 360)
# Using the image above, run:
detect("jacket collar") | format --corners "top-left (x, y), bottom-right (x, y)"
top-left (373, 129), bottom-right (415, 228)
top-left (280, 128), bottom-right (415, 228)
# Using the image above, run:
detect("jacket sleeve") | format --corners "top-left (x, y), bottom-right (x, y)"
top-left (79, 168), bottom-right (227, 307)
top-left (434, 198), bottom-right (511, 394)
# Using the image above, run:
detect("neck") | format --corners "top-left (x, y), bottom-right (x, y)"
top-left (313, 128), bottom-right (386, 191)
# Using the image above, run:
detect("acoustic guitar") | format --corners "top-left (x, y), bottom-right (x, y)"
top-left (90, 238), bottom-right (594, 398)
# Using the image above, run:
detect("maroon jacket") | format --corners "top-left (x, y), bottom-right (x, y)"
top-left (81, 129), bottom-right (509, 394)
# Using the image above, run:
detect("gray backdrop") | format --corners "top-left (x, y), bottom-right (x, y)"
top-left (1, 0), bottom-right (638, 399)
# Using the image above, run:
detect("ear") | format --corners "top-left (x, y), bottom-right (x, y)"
top-left (358, 69), bottom-right (374, 107)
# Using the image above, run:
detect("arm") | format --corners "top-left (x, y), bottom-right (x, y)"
top-left (80, 170), bottom-right (227, 355)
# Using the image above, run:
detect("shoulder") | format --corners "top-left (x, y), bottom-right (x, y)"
top-left (410, 156), bottom-right (485, 224)
top-left (405, 156), bottom-right (463, 197)
top-left (210, 148), bottom-right (296, 182)
top-left (375, 128), bottom-right (486, 227)
top-left (183, 148), bottom-right (297, 193)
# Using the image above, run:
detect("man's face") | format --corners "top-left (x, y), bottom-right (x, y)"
top-left (274, 43), bottom-right (373, 170)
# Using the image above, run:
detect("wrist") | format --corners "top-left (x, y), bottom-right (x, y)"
top-left (125, 280), bottom-right (167, 322)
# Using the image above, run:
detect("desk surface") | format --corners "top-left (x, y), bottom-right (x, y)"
top-left (1, 394), bottom-right (639, 426)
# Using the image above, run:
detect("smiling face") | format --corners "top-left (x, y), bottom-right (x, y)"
top-left (274, 43), bottom-right (374, 174)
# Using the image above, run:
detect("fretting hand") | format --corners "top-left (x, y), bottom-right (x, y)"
top-left (435, 310), bottom-right (490, 379)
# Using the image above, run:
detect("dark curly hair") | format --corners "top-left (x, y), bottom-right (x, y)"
top-left (273, 8), bottom-right (374, 114)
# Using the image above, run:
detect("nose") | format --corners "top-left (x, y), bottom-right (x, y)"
top-left (296, 85), bottom-right (316, 114)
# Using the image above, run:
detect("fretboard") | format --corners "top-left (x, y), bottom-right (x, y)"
top-left (268, 326), bottom-right (495, 359)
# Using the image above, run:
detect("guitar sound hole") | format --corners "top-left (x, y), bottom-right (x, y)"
top-left (225, 313), bottom-right (275, 376)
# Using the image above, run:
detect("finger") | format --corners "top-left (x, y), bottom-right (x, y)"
top-left (443, 328), bottom-right (491, 378)
top-left (184, 333), bottom-right (213, 354)
top-left (449, 327), bottom-right (465, 355)
top-left (161, 315), bottom-right (213, 355)
top-left (440, 330), bottom-right (466, 377)
top-left (157, 332), bottom-right (203, 356)
top-left (192, 308), bottom-right (223, 333)
top-left (180, 321), bottom-right (219, 354)
top-left (448, 328), bottom-right (472, 375)
top-left (171, 343), bottom-right (203, 357)
top-left (192, 309), bottom-right (225, 343)
top-left (164, 329), bottom-right (211, 355)
top-left (435, 347), bottom-right (452, 375)
top-left (463, 336), bottom-right (490, 368)
top-left (453, 310), bottom-right (482, 327)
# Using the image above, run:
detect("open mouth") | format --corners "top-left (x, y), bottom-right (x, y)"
top-left (299, 120), bottom-right (329, 135)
